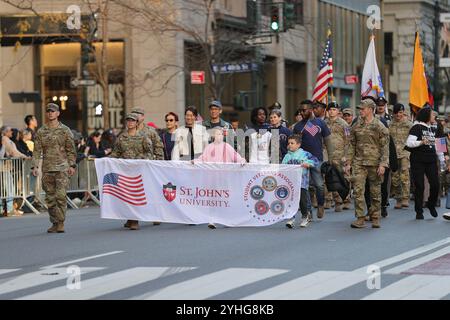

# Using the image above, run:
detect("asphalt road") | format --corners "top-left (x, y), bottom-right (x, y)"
top-left (1, 200), bottom-right (450, 300)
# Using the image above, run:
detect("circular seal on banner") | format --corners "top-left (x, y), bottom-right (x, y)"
top-left (262, 176), bottom-right (277, 192)
top-left (250, 185), bottom-right (265, 200)
top-left (275, 185), bottom-right (290, 200)
top-left (271, 200), bottom-right (285, 215)
top-left (255, 200), bottom-right (269, 215)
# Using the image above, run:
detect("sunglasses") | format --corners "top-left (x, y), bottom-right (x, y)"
top-left (165, 119), bottom-right (175, 122)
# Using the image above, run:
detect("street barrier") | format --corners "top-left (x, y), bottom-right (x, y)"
top-left (0, 157), bottom-right (99, 215)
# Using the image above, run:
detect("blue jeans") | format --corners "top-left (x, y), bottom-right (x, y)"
top-left (309, 162), bottom-right (325, 206)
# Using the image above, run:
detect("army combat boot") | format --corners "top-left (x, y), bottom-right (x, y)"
top-left (351, 217), bottom-right (366, 228)
top-left (56, 222), bottom-right (65, 233)
top-left (47, 223), bottom-right (58, 233)
top-left (371, 216), bottom-right (381, 228)
top-left (129, 220), bottom-right (140, 230)
top-left (124, 220), bottom-right (132, 228)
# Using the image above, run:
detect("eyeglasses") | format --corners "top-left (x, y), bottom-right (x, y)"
top-left (165, 119), bottom-right (175, 122)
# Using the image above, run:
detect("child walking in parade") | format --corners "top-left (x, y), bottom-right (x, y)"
top-left (283, 134), bottom-right (320, 228)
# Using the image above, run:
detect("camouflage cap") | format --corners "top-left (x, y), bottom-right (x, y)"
top-left (131, 107), bottom-right (145, 115)
top-left (125, 113), bottom-right (139, 121)
top-left (342, 108), bottom-right (353, 115)
top-left (357, 99), bottom-right (376, 109)
top-left (46, 103), bottom-right (60, 112)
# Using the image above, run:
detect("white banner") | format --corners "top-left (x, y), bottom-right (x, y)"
top-left (95, 159), bottom-right (302, 227)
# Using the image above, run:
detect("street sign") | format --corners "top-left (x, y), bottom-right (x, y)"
top-left (345, 74), bottom-right (359, 85)
top-left (190, 71), bottom-right (205, 84)
top-left (212, 62), bottom-right (259, 74)
top-left (441, 13), bottom-right (450, 22)
top-left (71, 78), bottom-right (96, 87)
top-left (244, 35), bottom-right (272, 46)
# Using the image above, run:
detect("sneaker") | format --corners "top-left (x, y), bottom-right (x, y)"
top-left (285, 219), bottom-right (295, 229)
top-left (416, 212), bottom-right (424, 220)
top-left (443, 213), bottom-right (450, 221)
top-left (300, 215), bottom-right (312, 228)
top-left (428, 206), bottom-right (438, 218)
top-left (208, 223), bottom-right (216, 229)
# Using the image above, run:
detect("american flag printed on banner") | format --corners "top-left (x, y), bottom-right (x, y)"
top-left (312, 29), bottom-right (333, 102)
top-left (304, 121), bottom-right (320, 137)
top-left (435, 137), bottom-right (448, 153)
top-left (102, 173), bottom-right (147, 206)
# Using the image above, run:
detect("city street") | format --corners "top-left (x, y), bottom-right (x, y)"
top-left (1, 201), bottom-right (450, 300)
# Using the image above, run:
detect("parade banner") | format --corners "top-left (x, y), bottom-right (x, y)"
top-left (95, 159), bottom-right (302, 227)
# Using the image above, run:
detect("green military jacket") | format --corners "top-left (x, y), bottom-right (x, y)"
top-left (325, 117), bottom-right (349, 162)
top-left (347, 116), bottom-right (390, 167)
top-left (137, 124), bottom-right (164, 160)
top-left (389, 118), bottom-right (413, 159)
top-left (32, 122), bottom-right (76, 172)
top-left (111, 131), bottom-right (153, 160)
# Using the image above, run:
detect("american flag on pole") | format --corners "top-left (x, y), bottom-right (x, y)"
top-left (303, 121), bottom-right (320, 137)
top-left (312, 29), bottom-right (333, 103)
top-left (102, 173), bottom-right (147, 206)
top-left (436, 137), bottom-right (448, 153)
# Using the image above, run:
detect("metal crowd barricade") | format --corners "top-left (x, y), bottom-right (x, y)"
top-left (0, 157), bottom-right (43, 215)
top-left (66, 158), bottom-right (100, 208)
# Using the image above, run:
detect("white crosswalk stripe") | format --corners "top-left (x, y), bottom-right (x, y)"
top-left (0, 269), bottom-right (20, 276)
top-left (18, 267), bottom-right (195, 300)
top-left (363, 275), bottom-right (450, 300)
top-left (0, 268), bottom-right (103, 296)
top-left (135, 268), bottom-right (288, 300)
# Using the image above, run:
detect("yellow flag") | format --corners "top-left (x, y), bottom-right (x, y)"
top-left (409, 32), bottom-right (430, 110)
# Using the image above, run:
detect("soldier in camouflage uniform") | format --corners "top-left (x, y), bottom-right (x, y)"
top-left (389, 104), bottom-right (413, 209)
top-left (111, 113), bottom-right (153, 230)
top-left (344, 99), bottom-right (390, 229)
top-left (32, 103), bottom-right (77, 233)
top-left (324, 102), bottom-right (350, 212)
top-left (131, 107), bottom-right (164, 161)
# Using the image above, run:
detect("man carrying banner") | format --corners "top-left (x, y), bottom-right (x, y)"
top-left (345, 99), bottom-right (389, 229)
top-left (111, 113), bottom-right (154, 230)
top-left (32, 103), bottom-right (77, 233)
top-left (131, 107), bottom-right (164, 161)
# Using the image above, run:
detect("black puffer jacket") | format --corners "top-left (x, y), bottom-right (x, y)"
top-left (321, 162), bottom-right (350, 200)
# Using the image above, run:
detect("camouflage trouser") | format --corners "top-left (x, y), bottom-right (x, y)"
top-left (391, 158), bottom-right (410, 201)
top-left (325, 187), bottom-right (343, 205)
top-left (42, 171), bottom-right (69, 224)
top-left (353, 164), bottom-right (383, 219)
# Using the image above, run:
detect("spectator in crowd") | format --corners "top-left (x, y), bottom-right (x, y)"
top-left (269, 109), bottom-right (292, 163)
top-left (22, 129), bottom-right (34, 153)
top-left (160, 112), bottom-right (179, 160)
top-left (24, 115), bottom-right (38, 141)
top-left (202, 100), bottom-right (231, 130)
top-left (101, 129), bottom-right (116, 151)
top-left (1, 126), bottom-right (28, 159)
top-left (406, 106), bottom-right (439, 220)
top-left (85, 131), bottom-right (112, 158)
top-left (293, 100), bottom-right (334, 219)
top-left (172, 106), bottom-right (209, 161)
top-left (230, 118), bottom-right (239, 131)
top-left (290, 109), bottom-right (303, 131)
top-left (15, 129), bottom-right (33, 157)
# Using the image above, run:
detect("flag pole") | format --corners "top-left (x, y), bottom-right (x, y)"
top-left (327, 22), bottom-right (332, 105)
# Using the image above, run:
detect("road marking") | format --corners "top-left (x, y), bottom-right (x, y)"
top-left (385, 246), bottom-right (450, 275)
top-left (137, 268), bottom-right (288, 300)
top-left (363, 275), bottom-right (450, 300)
top-left (243, 270), bottom-right (368, 300)
top-left (353, 237), bottom-right (450, 272)
top-left (0, 269), bottom-right (20, 276)
top-left (0, 268), bottom-right (103, 296)
top-left (42, 251), bottom-right (123, 269)
top-left (18, 267), bottom-right (195, 300)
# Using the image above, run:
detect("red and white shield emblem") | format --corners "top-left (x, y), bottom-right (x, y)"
top-left (163, 183), bottom-right (176, 202)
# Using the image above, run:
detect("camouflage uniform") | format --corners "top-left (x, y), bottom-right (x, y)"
top-left (347, 115), bottom-right (389, 222)
top-left (136, 123), bottom-right (164, 160)
top-left (110, 131), bottom-right (153, 160)
top-left (325, 117), bottom-right (350, 208)
top-left (389, 117), bottom-right (413, 202)
top-left (32, 122), bottom-right (76, 225)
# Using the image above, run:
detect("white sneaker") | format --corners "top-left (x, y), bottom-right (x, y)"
top-left (285, 219), bottom-right (295, 229)
top-left (208, 223), bottom-right (216, 229)
top-left (300, 214), bottom-right (312, 228)
top-left (443, 213), bottom-right (450, 221)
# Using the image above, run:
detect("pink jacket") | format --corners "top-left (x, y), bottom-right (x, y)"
top-left (196, 142), bottom-right (246, 164)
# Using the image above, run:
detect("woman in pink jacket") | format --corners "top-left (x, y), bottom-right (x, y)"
top-left (194, 128), bottom-right (246, 228)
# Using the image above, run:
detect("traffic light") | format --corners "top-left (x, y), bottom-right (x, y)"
top-left (283, 2), bottom-right (296, 31)
top-left (270, 5), bottom-right (280, 32)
